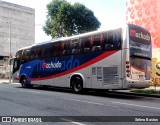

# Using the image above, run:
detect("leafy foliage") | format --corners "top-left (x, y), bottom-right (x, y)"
top-left (43, 0), bottom-right (101, 38)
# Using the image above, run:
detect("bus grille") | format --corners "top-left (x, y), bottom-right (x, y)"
top-left (103, 67), bottom-right (118, 85)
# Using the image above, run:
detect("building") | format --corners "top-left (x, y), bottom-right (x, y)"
top-left (126, 0), bottom-right (160, 57)
top-left (0, 1), bottom-right (35, 78)
top-left (126, 0), bottom-right (160, 85)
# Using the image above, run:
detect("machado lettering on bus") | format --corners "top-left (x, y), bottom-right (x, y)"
top-left (37, 56), bottom-right (80, 71)
top-left (129, 24), bottom-right (151, 58)
top-left (130, 30), bottom-right (150, 41)
top-left (129, 24), bottom-right (151, 44)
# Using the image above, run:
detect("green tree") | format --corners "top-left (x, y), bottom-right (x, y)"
top-left (43, 0), bottom-right (101, 39)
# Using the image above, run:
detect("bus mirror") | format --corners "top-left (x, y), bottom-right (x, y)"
top-left (9, 58), bottom-right (14, 65)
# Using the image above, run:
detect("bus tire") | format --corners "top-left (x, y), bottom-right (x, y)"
top-left (42, 85), bottom-right (49, 89)
top-left (21, 77), bottom-right (32, 88)
top-left (72, 77), bottom-right (83, 93)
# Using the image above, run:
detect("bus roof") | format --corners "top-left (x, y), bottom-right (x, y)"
top-left (32, 24), bottom-right (128, 47)
top-left (17, 46), bottom-right (32, 51)
top-left (17, 24), bottom-right (148, 51)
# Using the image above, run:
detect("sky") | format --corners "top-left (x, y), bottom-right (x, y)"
top-left (2, 0), bottom-right (126, 43)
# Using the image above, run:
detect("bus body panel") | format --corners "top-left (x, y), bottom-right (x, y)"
top-left (30, 50), bottom-right (122, 90)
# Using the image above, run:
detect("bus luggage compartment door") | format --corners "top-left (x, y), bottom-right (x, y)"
top-left (91, 67), bottom-right (103, 88)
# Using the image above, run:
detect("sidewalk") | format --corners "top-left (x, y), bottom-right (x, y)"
top-left (0, 79), bottom-right (160, 97)
top-left (0, 79), bottom-right (11, 84)
top-left (145, 86), bottom-right (160, 90)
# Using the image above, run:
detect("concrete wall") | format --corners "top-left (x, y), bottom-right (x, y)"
top-left (0, 1), bottom-right (35, 57)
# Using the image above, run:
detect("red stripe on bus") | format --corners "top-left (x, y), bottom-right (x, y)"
top-left (14, 77), bottom-right (20, 80)
top-left (24, 50), bottom-right (118, 81)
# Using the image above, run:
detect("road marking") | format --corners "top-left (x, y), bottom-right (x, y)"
top-left (11, 83), bottom-right (19, 84)
top-left (112, 101), bottom-right (160, 110)
top-left (60, 118), bottom-right (86, 125)
top-left (1, 82), bottom-right (19, 85)
top-left (0, 89), bottom-right (16, 93)
top-left (62, 97), bottom-right (105, 106)
top-left (19, 90), bottom-right (41, 94)
top-left (61, 97), bottom-right (119, 107)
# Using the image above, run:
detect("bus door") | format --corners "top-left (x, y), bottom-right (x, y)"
top-left (91, 67), bottom-right (103, 88)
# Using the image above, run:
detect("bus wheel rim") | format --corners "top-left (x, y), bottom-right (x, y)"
top-left (22, 78), bottom-right (26, 87)
top-left (74, 80), bottom-right (81, 92)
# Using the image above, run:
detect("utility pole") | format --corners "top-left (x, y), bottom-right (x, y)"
top-left (9, 21), bottom-right (11, 83)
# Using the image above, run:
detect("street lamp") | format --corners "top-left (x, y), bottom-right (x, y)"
top-left (8, 21), bottom-right (11, 83)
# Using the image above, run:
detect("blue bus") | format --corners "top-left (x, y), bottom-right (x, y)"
top-left (10, 24), bottom-right (151, 93)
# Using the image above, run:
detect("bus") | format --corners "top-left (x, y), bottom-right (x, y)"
top-left (10, 24), bottom-right (152, 93)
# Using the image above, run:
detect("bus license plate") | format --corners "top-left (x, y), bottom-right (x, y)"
top-left (139, 75), bottom-right (144, 80)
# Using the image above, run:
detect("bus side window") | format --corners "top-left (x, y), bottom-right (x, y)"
top-left (59, 42), bottom-right (64, 56)
top-left (15, 50), bottom-right (23, 59)
top-left (78, 39), bottom-right (82, 53)
top-left (71, 38), bottom-right (82, 54)
top-left (103, 31), bottom-right (114, 51)
top-left (30, 48), bottom-right (35, 60)
top-left (83, 37), bottom-right (92, 53)
top-left (21, 50), bottom-right (25, 63)
top-left (53, 42), bottom-right (62, 57)
top-left (57, 45), bottom-right (61, 56)
top-left (25, 49), bottom-right (31, 61)
top-left (103, 29), bottom-right (122, 51)
top-left (34, 46), bottom-right (42, 59)
top-left (65, 40), bottom-right (72, 55)
top-left (42, 44), bottom-right (52, 58)
top-left (114, 29), bottom-right (122, 49)
top-left (63, 42), bottom-right (67, 56)
top-left (38, 47), bottom-right (42, 59)
top-left (52, 43), bottom-right (55, 57)
top-left (22, 49), bottom-right (31, 62)
top-left (41, 47), bottom-right (45, 58)
top-left (92, 34), bottom-right (102, 52)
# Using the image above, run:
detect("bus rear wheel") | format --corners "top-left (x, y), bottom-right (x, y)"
top-left (72, 77), bottom-right (83, 93)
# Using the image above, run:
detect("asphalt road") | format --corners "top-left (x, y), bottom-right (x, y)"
top-left (0, 83), bottom-right (160, 125)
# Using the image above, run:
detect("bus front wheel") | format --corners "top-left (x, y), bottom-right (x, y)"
top-left (72, 77), bottom-right (83, 93)
top-left (21, 77), bottom-right (32, 88)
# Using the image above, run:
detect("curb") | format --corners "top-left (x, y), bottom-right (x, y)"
top-left (110, 91), bottom-right (160, 98)
top-left (1, 82), bottom-right (10, 84)
top-left (1, 82), bottom-right (18, 84)
top-left (130, 92), bottom-right (160, 98)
